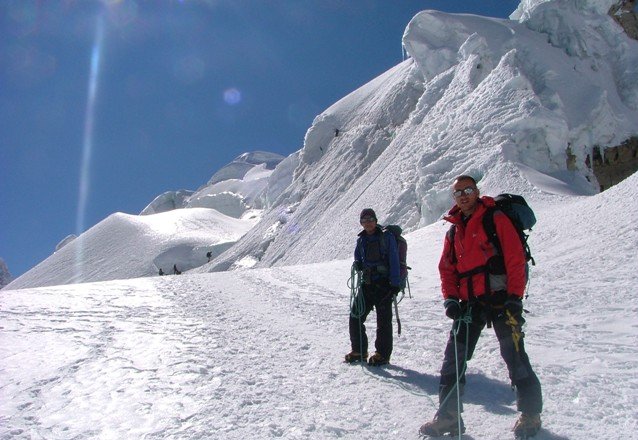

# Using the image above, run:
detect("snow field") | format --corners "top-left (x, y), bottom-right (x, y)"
top-left (3, 183), bottom-right (637, 439)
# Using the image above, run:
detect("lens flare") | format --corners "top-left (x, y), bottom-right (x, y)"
top-left (223, 88), bottom-right (241, 105)
top-left (75, 13), bottom-right (105, 279)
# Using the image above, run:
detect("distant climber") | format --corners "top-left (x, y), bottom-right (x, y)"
top-left (173, 264), bottom-right (181, 275)
top-left (206, 251), bottom-right (212, 262)
top-left (159, 268), bottom-right (164, 276)
top-left (334, 128), bottom-right (339, 137)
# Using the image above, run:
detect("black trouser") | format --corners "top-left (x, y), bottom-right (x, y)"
top-left (438, 302), bottom-right (542, 415)
top-left (349, 282), bottom-right (394, 359)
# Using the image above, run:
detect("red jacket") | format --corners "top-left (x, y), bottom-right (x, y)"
top-left (438, 196), bottom-right (527, 301)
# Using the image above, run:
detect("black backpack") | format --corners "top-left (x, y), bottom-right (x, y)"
top-left (484, 194), bottom-right (536, 266)
top-left (379, 225), bottom-right (412, 335)
top-left (378, 224), bottom-right (411, 291)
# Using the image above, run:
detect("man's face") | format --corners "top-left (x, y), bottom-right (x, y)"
top-left (452, 179), bottom-right (479, 215)
top-left (360, 216), bottom-right (377, 234)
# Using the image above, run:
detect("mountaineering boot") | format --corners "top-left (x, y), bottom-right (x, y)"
top-left (513, 413), bottom-right (541, 439)
top-left (367, 352), bottom-right (389, 366)
top-left (419, 412), bottom-right (465, 437)
top-left (344, 351), bottom-right (367, 363)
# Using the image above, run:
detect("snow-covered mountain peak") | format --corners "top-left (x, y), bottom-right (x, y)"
top-left (207, 151), bottom-right (285, 185)
top-left (202, 2), bottom-right (636, 272)
top-left (6, 3), bottom-right (638, 289)
top-left (141, 151), bottom-right (287, 217)
top-left (511, 0), bottom-right (620, 20)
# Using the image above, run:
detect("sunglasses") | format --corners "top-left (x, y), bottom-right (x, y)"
top-left (452, 187), bottom-right (476, 198)
top-left (360, 217), bottom-right (376, 224)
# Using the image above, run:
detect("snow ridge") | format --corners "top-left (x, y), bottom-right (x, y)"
top-left (6, 1), bottom-right (638, 289)
top-left (206, 2), bottom-right (637, 272)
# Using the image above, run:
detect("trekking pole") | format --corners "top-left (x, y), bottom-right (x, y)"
top-left (452, 318), bottom-right (464, 440)
top-left (436, 306), bottom-right (472, 440)
top-left (394, 273), bottom-right (411, 335)
top-left (393, 295), bottom-right (401, 335)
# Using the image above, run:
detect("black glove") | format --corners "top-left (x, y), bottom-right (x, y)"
top-left (504, 295), bottom-right (523, 315)
top-left (353, 261), bottom-right (363, 271)
top-left (444, 298), bottom-right (462, 320)
top-left (389, 285), bottom-right (401, 296)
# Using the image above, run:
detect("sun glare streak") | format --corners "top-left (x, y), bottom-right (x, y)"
top-left (75, 14), bottom-right (105, 279)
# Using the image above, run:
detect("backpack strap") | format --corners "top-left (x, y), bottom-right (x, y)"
top-left (482, 207), bottom-right (503, 257)
top-left (447, 224), bottom-right (457, 264)
top-left (378, 226), bottom-right (388, 258)
top-left (355, 236), bottom-right (364, 262)
top-left (378, 225), bottom-right (397, 263)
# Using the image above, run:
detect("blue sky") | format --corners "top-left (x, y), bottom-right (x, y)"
top-left (1, 0), bottom-right (520, 278)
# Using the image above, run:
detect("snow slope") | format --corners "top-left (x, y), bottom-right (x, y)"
top-left (6, 151), bottom-right (283, 289)
top-left (5, 208), bottom-right (254, 289)
top-left (1, 171), bottom-right (636, 439)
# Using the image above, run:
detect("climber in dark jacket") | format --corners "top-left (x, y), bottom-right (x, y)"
top-left (345, 208), bottom-right (401, 366)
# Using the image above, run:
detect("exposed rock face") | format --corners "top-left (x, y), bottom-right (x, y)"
top-left (591, 2), bottom-right (638, 190)
top-left (610, 0), bottom-right (638, 40)
top-left (590, 137), bottom-right (638, 190)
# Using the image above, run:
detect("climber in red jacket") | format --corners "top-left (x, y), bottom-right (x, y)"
top-left (419, 175), bottom-right (543, 439)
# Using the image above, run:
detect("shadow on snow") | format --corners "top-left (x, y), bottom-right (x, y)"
top-left (363, 365), bottom-right (569, 440)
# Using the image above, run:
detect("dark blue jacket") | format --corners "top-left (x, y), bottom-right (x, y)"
top-left (354, 226), bottom-right (401, 287)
